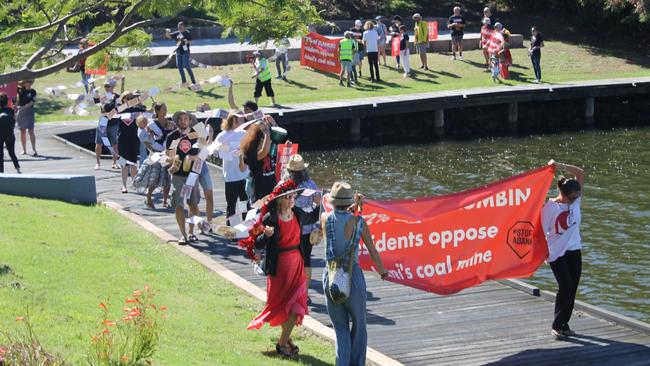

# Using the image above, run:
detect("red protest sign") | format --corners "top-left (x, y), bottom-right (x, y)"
top-left (427, 21), bottom-right (438, 41)
top-left (275, 142), bottom-right (299, 181)
top-left (487, 31), bottom-right (504, 56)
top-left (300, 32), bottom-right (341, 74)
top-left (328, 166), bottom-right (554, 295)
top-left (391, 36), bottom-right (400, 57)
top-left (0, 82), bottom-right (18, 107)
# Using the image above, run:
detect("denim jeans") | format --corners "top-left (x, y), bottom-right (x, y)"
top-left (323, 264), bottom-right (367, 366)
top-left (176, 52), bottom-right (196, 84)
top-left (80, 71), bottom-right (89, 93)
top-left (531, 53), bottom-right (542, 80)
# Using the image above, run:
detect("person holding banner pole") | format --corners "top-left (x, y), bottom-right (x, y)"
top-left (321, 182), bottom-right (388, 366)
top-left (374, 16), bottom-right (388, 66)
top-left (413, 13), bottom-right (430, 71)
top-left (542, 160), bottom-right (585, 338)
top-left (339, 32), bottom-right (355, 87)
top-left (389, 16), bottom-right (402, 69)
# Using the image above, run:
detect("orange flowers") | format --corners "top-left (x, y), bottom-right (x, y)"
top-left (99, 303), bottom-right (107, 310)
top-left (133, 290), bottom-right (143, 297)
top-left (15, 316), bottom-right (24, 322)
top-left (102, 328), bottom-right (110, 334)
top-left (102, 319), bottom-right (116, 327)
top-left (125, 298), bottom-right (138, 304)
top-left (120, 355), bottom-right (129, 362)
top-left (159, 306), bottom-right (168, 311)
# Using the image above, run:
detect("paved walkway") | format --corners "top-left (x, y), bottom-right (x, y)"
top-left (8, 121), bottom-right (650, 365)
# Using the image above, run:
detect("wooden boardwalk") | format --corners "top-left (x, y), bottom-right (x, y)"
top-left (8, 121), bottom-right (650, 365)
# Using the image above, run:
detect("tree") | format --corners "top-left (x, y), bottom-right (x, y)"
top-left (0, 0), bottom-right (324, 84)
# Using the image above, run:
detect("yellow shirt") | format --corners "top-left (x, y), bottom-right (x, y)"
top-left (414, 21), bottom-right (429, 44)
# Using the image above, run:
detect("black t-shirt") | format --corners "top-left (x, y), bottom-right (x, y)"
top-left (349, 27), bottom-right (364, 51)
top-left (400, 33), bottom-right (409, 50)
top-left (18, 88), bottom-right (36, 107)
top-left (165, 128), bottom-right (199, 177)
top-left (170, 30), bottom-right (192, 54)
top-left (244, 149), bottom-right (277, 201)
top-left (0, 107), bottom-right (15, 135)
top-left (448, 15), bottom-right (466, 36)
top-left (531, 34), bottom-right (544, 56)
top-left (118, 106), bottom-right (145, 145)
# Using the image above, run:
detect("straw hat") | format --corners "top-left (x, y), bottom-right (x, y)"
top-left (172, 110), bottom-right (198, 126)
top-left (286, 154), bottom-right (309, 171)
top-left (328, 181), bottom-right (354, 206)
top-left (119, 90), bottom-right (139, 103)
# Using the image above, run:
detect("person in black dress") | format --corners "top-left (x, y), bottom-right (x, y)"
top-left (0, 92), bottom-right (20, 173)
top-left (118, 92), bottom-right (147, 193)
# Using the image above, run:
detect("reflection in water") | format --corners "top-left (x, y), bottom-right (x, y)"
top-left (304, 128), bottom-right (650, 322)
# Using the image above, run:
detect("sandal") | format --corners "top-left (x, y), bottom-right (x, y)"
top-left (275, 343), bottom-right (293, 357)
top-left (188, 234), bottom-right (198, 242)
top-left (178, 236), bottom-right (189, 246)
top-left (287, 339), bottom-right (299, 355)
top-left (145, 200), bottom-right (155, 209)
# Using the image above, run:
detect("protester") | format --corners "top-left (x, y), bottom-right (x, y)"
top-left (490, 55), bottom-right (501, 83)
top-left (448, 6), bottom-right (466, 60)
top-left (282, 154), bottom-right (319, 304)
top-left (165, 110), bottom-right (201, 244)
top-left (480, 18), bottom-right (493, 71)
top-left (413, 13), bottom-right (430, 71)
top-left (500, 29), bottom-right (513, 80)
top-left (197, 125), bottom-right (215, 234)
top-left (94, 79), bottom-right (119, 170)
top-left (339, 31), bottom-right (356, 87)
top-left (542, 160), bottom-right (585, 338)
top-left (274, 37), bottom-right (290, 80)
top-left (529, 26), bottom-right (545, 83)
top-left (241, 179), bottom-right (321, 357)
top-left (0, 92), bottom-right (20, 174)
top-left (216, 113), bottom-right (249, 225)
top-left (117, 91), bottom-right (147, 193)
top-left (399, 25), bottom-right (411, 78)
top-left (389, 16), bottom-right (402, 69)
top-left (374, 16), bottom-right (389, 66)
top-left (252, 51), bottom-right (277, 106)
top-left (350, 20), bottom-right (365, 79)
top-left (362, 21), bottom-right (381, 82)
top-left (240, 118), bottom-right (277, 202)
top-left (16, 80), bottom-right (38, 156)
top-left (321, 182), bottom-right (388, 366)
top-left (77, 41), bottom-right (90, 93)
top-left (165, 21), bottom-right (197, 86)
top-left (483, 7), bottom-right (496, 29)
top-left (132, 104), bottom-right (172, 209)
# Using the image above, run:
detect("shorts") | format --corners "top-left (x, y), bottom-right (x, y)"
top-left (416, 43), bottom-right (428, 53)
top-left (357, 50), bottom-right (365, 61)
top-left (253, 78), bottom-right (274, 98)
top-left (95, 124), bottom-right (118, 145)
top-left (340, 60), bottom-right (353, 73)
top-left (299, 234), bottom-right (313, 267)
top-left (198, 162), bottom-right (213, 191)
top-left (378, 40), bottom-right (386, 50)
top-left (452, 34), bottom-right (464, 44)
top-left (171, 174), bottom-right (200, 208)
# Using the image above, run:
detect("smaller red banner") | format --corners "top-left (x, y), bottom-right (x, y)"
top-left (0, 82), bottom-right (18, 107)
top-left (427, 21), bottom-right (438, 41)
top-left (391, 36), bottom-right (400, 57)
top-left (275, 143), bottom-right (299, 181)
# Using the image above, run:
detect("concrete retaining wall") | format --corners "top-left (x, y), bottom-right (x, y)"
top-left (0, 174), bottom-right (97, 205)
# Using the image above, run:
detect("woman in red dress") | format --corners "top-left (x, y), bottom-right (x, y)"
top-left (240, 179), bottom-right (320, 357)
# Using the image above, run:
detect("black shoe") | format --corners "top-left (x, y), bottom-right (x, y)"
top-left (339, 80), bottom-right (343, 86)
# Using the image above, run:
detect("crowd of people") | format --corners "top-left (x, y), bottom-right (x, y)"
top-left (339, 6), bottom-right (544, 84)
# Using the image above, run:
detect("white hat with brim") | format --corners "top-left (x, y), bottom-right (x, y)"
top-left (412, 13), bottom-right (421, 19)
top-left (286, 154), bottom-right (309, 171)
top-left (327, 181), bottom-right (354, 206)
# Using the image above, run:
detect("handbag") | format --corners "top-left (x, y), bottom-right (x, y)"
top-left (325, 215), bottom-right (361, 304)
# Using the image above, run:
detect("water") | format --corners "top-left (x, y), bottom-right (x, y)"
top-left (303, 128), bottom-right (650, 323)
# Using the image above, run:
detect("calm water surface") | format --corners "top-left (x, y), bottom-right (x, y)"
top-left (302, 128), bottom-right (650, 323)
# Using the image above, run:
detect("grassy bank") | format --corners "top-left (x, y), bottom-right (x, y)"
top-left (0, 194), bottom-right (334, 365)
top-left (33, 40), bottom-right (650, 122)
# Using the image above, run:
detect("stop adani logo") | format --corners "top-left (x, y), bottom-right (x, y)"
top-left (507, 221), bottom-right (535, 259)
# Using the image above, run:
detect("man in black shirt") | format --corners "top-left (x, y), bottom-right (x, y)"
top-left (166, 110), bottom-right (201, 244)
top-left (166, 22), bottom-right (197, 85)
top-left (448, 6), bottom-right (466, 60)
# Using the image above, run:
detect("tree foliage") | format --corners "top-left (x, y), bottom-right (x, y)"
top-left (0, 0), bottom-right (324, 83)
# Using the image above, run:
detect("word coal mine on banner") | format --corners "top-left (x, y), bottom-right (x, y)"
top-left (356, 166), bottom-right (555, 295)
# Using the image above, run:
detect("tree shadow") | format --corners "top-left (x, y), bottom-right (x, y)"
top-left (463, 58), bottom-right (490, 70)
top-left (429, 69), bottom-right (461, 79)
top-left (195, 88), bottom-right (223, 99)
top-left (282, 78), bottom-right (317, 91)
top-left (310, 68), bottom-right (341, 81)
top-left (483, 334), bottom-right (650, 365)
top-left (35, 96), bottom-right (70, 116)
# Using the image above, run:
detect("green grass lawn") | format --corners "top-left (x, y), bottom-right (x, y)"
top-left (0, 194), bottom-right (334, 365)
top-left (33, 40), bottom-right (650, 122)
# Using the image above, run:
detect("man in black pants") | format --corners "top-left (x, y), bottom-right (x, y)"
top-left (0, 92), bottom-right (21, 174)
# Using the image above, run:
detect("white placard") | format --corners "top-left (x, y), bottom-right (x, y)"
top-left (191, 158), bottom-right (204, 174)
top-left (236, 200), bottom-right (248, 214)
top-left (98, 116), bottom-right (109, 127)
top-left (149, 152), bottom-right (162, 163)
top-left (197, 147), bottom-right (209, 161)
top-left (185, 215), bottom-right (203, 224)
top-left (207, 75), bottom-right (222, 84)
top-left (301, 189), bottom-right (317, 197)
top-left (245, 208), bottom-right (258, 222)
top-left (186, 172), bottom-right (199, 187)
top-left (149, 87), bottom-right (160, 97)
top-left (194, 123), bottom-right (207, 139)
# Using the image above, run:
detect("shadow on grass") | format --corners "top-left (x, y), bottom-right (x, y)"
top-left (196, 88), bottom-right (223, 99)
top-left (282, 78), bottom-right (317, 91)
top-left (429, 68), bottom-right (461, 79)
top-left (35, 96), bottom-right (69, 116)
top-left (261, 350), bottom-right (332, 366)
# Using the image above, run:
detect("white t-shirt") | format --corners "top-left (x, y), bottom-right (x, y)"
top-left (216, 130), bottom-right (249, 182)
top-left (363, 30), bottom-right (379, 53)
top-left (541, 197), bottom-right (582, 262)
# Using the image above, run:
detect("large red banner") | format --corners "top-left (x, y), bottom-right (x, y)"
top-left (351, 166), bottom-right (554, 295)
top-left (300, 32), bottom-right (341, 74)
top-left (427, 21), bottom-right (438, 41)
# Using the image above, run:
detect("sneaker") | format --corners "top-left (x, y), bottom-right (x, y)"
top-left (403, 73), bottom-right (410, 78)
top-left (16, 168), bottom-right (22, 174)
top-left (275, 76), bottom-right (282, 79)
top-left (551, 329), bottom-right (562, 337)
top-left (532, 79), bottom-right (540, 84)
top-left (419, 65), bottom-right (425, 69)
top-left (451, 56), bottom-right (456, 61)
top-left (94, 164), bottom-right (100, 170)
top-left (339, 80), bottom-right (343, 86)
top-left (562, 329), bottom-right (576, 336)
top-left (459, 56), bottom-right (464, 61)
top-left (346, 82), bottom-right (351, 87)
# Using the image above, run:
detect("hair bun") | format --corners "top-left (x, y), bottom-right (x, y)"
top-left (557, 176), bottom-right (567, 188)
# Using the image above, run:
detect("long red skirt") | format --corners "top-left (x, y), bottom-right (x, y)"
top-left (247, 250), bottom-right (308, 329)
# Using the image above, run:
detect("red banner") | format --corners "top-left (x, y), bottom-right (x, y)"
top-left (427, 21), bottom-right (438, 41)
top-left (0, 82), bottom-right (18, 107)
top-left (487, 31), bottom-right (504, 56)
top-left (275, 142), bottom-right (299, 181)
top-left (352, 166), bottom-right (554, 295)
top-left (300, 32), bottom-right (341, 74)
top-left (391, 36), bottom-right (400, 57)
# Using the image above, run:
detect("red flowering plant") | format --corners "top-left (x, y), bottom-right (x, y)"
top-left (238, 179), bottom-right (297, 261)
top-left (87, 286), bottom-right (167, 366)
top-left (0, 314), bottom-right (66, 365)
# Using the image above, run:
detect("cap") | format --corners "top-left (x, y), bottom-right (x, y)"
top-left (375, 15), bottom-right (384, 20)
top-left (355, 19), bottom-right (362, 27)
top-left (412, 13), bottom-right (421, 19)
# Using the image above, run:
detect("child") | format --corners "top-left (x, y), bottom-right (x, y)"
top-left (490, 56), bottom-right (501, 83)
